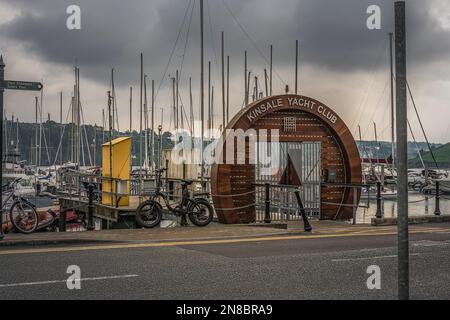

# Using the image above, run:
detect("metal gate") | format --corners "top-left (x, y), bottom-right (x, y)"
top-left (255, 142), bottom-right (321, 220)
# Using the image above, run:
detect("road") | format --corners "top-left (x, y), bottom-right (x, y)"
top-left (0, 226), bottom-right (449, 300)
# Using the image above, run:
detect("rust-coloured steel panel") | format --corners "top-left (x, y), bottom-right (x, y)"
top-left (211, 95), bottom-right (362, 224)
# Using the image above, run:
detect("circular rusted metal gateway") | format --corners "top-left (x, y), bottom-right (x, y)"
top-left (210, 94), bottom-right (362, 224)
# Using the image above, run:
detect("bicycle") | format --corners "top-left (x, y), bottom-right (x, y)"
top-left (1, 178), bottom-right (39, 234)
top-left (136, 168), bottom-right (214, 228)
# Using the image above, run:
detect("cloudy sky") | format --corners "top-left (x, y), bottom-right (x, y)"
top-left (0, 0), bottom-right (449, 143)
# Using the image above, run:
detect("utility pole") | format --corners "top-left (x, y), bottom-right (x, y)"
top-left (395, 0), bottom-right (409, 301)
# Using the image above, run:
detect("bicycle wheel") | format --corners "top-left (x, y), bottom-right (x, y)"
top-left (136, 200), bottom-right (163, 228)
top-left (188, 198), bottom-right (214, 227)
top-left (9, 200), bottom-right (39, 234)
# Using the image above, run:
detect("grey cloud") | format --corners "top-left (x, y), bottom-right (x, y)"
top-left (0, 0), bottom-right (449, 85)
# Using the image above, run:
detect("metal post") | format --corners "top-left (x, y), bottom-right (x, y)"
top-left (376, 181), bottom-right (383, 219)
top-left (395, 1), bottom-right (409, 301)
top-left (264, 183), bottom-right (271, 224)
top-left (87, 184), bottom-right (95, 231)
top-left (434, 181), bottom-right (441, 216)
top-left (352, 187), bottom-right (358, 225)
top-left (59, 209), bottom-right (67, 232)
top-left (0, 56), bottom-right (5, 240)
top-left (294, 190), bottom-right (312, 232)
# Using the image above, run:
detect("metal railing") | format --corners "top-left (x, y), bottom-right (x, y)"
top-left (57, 170), bottom-right (212, 205)
top-left (253, 182), bottom-right (371, 224)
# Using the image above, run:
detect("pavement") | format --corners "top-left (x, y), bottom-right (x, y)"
top-left (0, 221), bottom-right (449, 300)
top-left (0, 220), bottom-right (447, 248)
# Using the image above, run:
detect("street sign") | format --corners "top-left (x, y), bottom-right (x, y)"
top-left (0, 80), bottom-right (43, 91)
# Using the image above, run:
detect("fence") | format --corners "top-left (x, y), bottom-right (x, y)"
top-left (57, 169), bottom-right (211, 206)
top-left (254, 182), bottom-right (371, 224)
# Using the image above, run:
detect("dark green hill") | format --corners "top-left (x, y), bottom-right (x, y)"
top-left (2, 120), bottom-right (174, 167)
top-left (408, 143), bottom-right (450, 169)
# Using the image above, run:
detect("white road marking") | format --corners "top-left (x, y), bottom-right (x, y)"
top-left (0, 274), bottom-right (139, 288)
top-left (332, 253), bottom-right (420, 262)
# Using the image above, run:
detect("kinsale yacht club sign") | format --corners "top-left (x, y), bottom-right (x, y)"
top-left (211, 94), bottom-right (362, 224)
top-left (245, 95), bottom-right (338, 126)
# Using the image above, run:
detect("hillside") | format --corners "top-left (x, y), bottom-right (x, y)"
top-left (2, 120), bottom-right (174, 167)
top-left (356, 141), bottom-right (441, 161)
top-left (408, 143), bottom-right (450, 169)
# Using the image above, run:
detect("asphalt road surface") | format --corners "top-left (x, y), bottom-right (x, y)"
top-left (0, 227), bottom-right (449, 300)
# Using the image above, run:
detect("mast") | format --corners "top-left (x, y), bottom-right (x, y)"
top-left (144, 74), bottom-right (149, 169)
top-left (172, 76), bottom-right (176, 130)
top-left (264, 69), bottom-right (268, 97)
top-left (176, 70), bottom-right (180, 130)
top-left (35, 97), bottom-right (38, 167)
top-left (254, 76), bottom-right (258, 101)
top-left (108, 91), bottom-right (113, 205)
top-left (200, 0), bottom-right (205, 185)
top-left (211, 85), bottom-right (214, 134)
top-left (38, 92), bottom-right (43, 168)
top-left (71, 88), bottom-right (75, 163)
top-left (60, 91), bottom-right (63, 165)
top-left (93, 124), bottom-right (97, 166)
top-left (389, 32), bottom-right (395, 170)
top-left (221, 31), bottom-right (225, 131)
top-left (208, 61), bottom-right (211, 136)
top-left (151, 79), bottom-right (155, 171)
top-left (139, 53), bottom-right (143, 173)
top-left (102, 109), bottom-right (105, 144)
top-left (270, 45), bottom-right (273, 96)
top-left (295, 40), bottom-right (299, 94)
top-left (77, 67), bottom-right (81, 167)
top-left (15, 117), bottom-right (19, 162)
top-left (111, 68), bottom-right (115, 138)
top-left (189, 77), bottom-right (194, 140)
top-left (129, 87), bottom-right (132, 134)
top-left (244, 51), bottom-right (248, 106)
top-left (226, 55), bottom-right (230, 124)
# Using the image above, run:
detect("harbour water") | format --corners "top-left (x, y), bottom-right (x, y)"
top-left (356, 191), bottom-right (450, 224)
